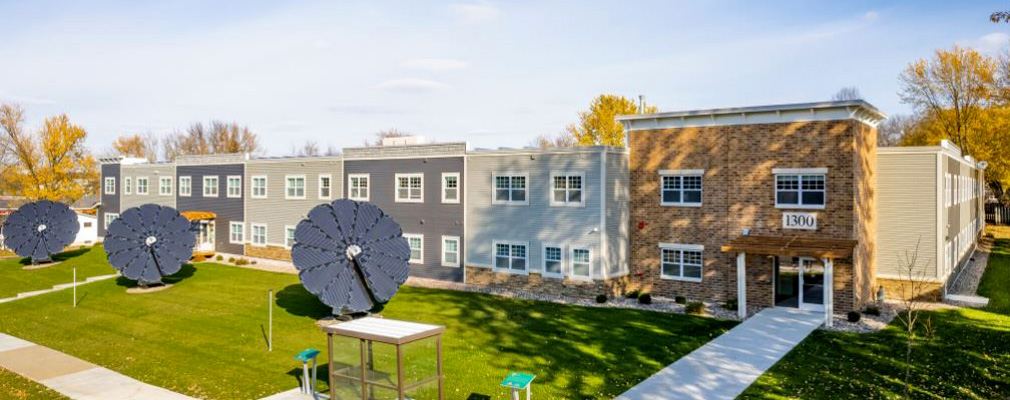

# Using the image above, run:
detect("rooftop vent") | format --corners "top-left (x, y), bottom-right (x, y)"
top-left (381, 136), bottom-right (427, 146)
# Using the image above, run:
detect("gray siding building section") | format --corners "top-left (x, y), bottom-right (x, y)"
top-left (344, 143), bottom-right (468, 159)
top-left (244, 156), bottom-right (344, 246)
top-left (176, 163), bottom-right (245, 255)
top-left (344, 155), bottom-right (465, 282)
top-left (466, 147), bottom-right (626, 280)
top-left (605, 149), bottom-right (631, 277)
top-left (120, 163), bottom-right (176, 210)
top-left (98, 163), bottom-right (121, 237)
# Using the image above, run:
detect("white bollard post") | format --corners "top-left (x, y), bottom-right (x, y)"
top-left (73, 267), bottom-right (77, 308)
top-left (268, 289), bottom-right (273, 352)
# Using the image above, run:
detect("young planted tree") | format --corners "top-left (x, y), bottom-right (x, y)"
top-left (0, 103), bottom-right (98, 204)
top-left (566, 94), bottom-right (659, 147)
top-left (894, 239), bottom-right (931, 399)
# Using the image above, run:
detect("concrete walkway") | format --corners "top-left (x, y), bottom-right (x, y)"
top-left (616, 307), bottom-right (824, 400)
top-left (0, 273), bottom-right (120, 304)
top-left (0, 333), bottom-right (200, 400)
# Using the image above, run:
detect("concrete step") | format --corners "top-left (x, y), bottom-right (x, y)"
top-left (945, 294), bottom-right (989, 307)
top-left (17, 289), bottom-right (54, 298)
top-left (51, 283), bottom-right (76, 290)
top-left (85, 274), bottom-right (119, 282)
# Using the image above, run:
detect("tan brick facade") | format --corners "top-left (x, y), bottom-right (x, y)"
top-left (628, 119), bottom-right (876, 312)
top-left (465, 267), bottom-right (635, 298)
top-left (244, 244), bottom-right (291, 261)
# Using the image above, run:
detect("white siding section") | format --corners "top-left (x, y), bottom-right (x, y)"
top-left (876, 152), bottom-right (937, 279)
top-left (245, 157), bottom-right (343, 245)
top-left (120, 163), bottom-right (176, 210)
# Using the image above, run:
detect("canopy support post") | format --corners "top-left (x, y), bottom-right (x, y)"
top-left (737, 252), bottom-right (747, 319)
top-left (821, 257), bottom-right (834, 327)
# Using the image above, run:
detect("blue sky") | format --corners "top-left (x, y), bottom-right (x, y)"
top-left (0, 0), bottom-right (1007, 155)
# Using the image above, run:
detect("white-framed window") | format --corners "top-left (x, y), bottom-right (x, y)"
top-left (104, 177), bottom-right (116, 195)
top-left (542, 244), bottom-right (563, 277)
top-left (404, 234), bottom-right (423, 264)
top-left (229, 222), bottom-right (245, 244)
top-left (571, 247), bottom-right (592, 279)
top-left (124, 177), bottom-right (132, 195)
top-left (318, 174), bottom-right (332, 200)
top-left (251, 176), bottom-right (267, 199)
top-left (285, 226), bottom-right (296, 249)
top-left (348, 174), bottom-right (370, 201)
top-left (251, 224), bottom-right (267, 246)
top-left (227, 176), bottom-right (242, 198)
top-left (395, 173), bottom-right (424, 203)
top-left (551, 172), bottom-right (585, 206)
top-left (773, 169), bottom-right (826, 209)
top-left (104, 212), bottom-right (119, 229)
top-left (179, 176), bottom-right (192, 197)
top-left (203, 176), bottom-right (219, 197)
top-left (442, 173), bottom-right (460, 204)
top-left (159, 176), bottom-right (173, 196)
top-left (136, 177), bottom-right (149, 195)
top-left (945, 174), bottom-right (952, 207)
top-left (441, 236), bottom-right (460, 267)
top-left (492, 173), bottom-right (528, 205)
top-left (660, 170), bottom-right (703, 206)
top-left (659, 243), bottom-right (704, 282)
top-left (285, 175), bottom-right (306, 199)
top-left (494, 241), bottom-right (528, 272)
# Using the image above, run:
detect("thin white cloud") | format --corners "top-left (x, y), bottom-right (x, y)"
top-left (448, 2), bottom-right (500, 24)
top-left (962, 32), bottom-right (1010, 54)
top-left (0, 91), bottom-right (57, 105)
top-left (863, 11), bottom-right (880, 22)
top-left (403, 58), bottom-right (470, 72)
top-left (375, 78), bottom-right (450, 93)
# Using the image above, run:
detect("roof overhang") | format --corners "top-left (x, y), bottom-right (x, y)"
top-left (617, 100), bottom-right (887, 131)
top-left (721, 235), bottom-right (857, 259)
top-left (181, 211), bottom-right (216, 221)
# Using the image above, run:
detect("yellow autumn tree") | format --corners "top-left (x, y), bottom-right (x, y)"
top-left (0, 103), bottom-right (98, 204)
top-left (566, 94), bottom-right (659, 147)
top-left (110, 133), bottom-right (159, 162)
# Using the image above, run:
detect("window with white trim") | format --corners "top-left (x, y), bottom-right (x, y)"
top-left (404, 234), bottom-right (423, 264)
top-left (395, 173), bottom-right (424, 203)
top-left (179, 176), bottom-right (192, 196)
top-left (285, 226), bottom-right (296, 249)
top-left (494, 241), bottom-right (527, 271)
top-left (318, 174), bottom-right (332, 199)
top-left (251, 176), bottom-right (267, 199)
top-left (104, 213), bottom-right (119, 229)
top-left (227, 176), bottom-right (242, 198)
top-left (442, 173), bottom-right (460, 203)
top-left (136, 177), bottom-right (149, 195)
top-left (124, 177), bottom-right (132, 195)
top-left (775, 174), bottom-right (825, 208)
top-left (159, 176), bottom-right (173, 196)
top-left (442, 236), bottom-right (460, 267)
top-left (543, 244), bottom-right (563, 276)
top-left (348, 174), bottom-right (369, 201)
top-left (203, 176), bottom-right (219, 197)
top-left (251, 224), bottom-right (267, 246)
top-left (229, 222), bottom-right (245, 244)
top-left (551, 173), bottom-right (584, 206)
top-left (945, 174), bottom-right (952, 207)
top-left (660, 244), bottom-right (703, 281)
top-left (571, 248), bottom-right (591, 278)
top-left (660, 171), bottom-right (702, 206)
top-left (285, 175), bottom-right (306, 199)
top-left (104, 177), bottom-right (116, 195)
top-left (493, 173), bottom-right (527, 205)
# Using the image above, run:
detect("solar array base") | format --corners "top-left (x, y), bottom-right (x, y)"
top-left (292, 199), bottom-right (411, 315)
top-left (1, 200), bottom-right (80, 263)
top-left (104, 204), bottom-right (195, 284)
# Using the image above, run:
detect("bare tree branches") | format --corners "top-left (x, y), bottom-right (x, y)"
top-left (364, 128), bottom-right (410, 147)
top-left (106, 133), bottom-right (160, 162)
top-left (894, 238), bottom-right (931, 399)
top-left (831, 86), bottom-right (863, 101)
top-left (529, 130), bottom-right (577, 149)
top-left (877, 114), bottom-right (917, 146)
top-left (161, 121), bottom-right (262, 161)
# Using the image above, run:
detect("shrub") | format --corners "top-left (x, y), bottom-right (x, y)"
top-left (625, 290), bottom-right (640, 299)
top-left (638, 293), bottom-right (652, 304)
top-left (685, 301), bottom-right (705, 315)
top-left (192, 255), bottom-right (206, 262)
top-left (864, 306), bottom-right (881, 316)
top-left (216, 255), bottom-right (223, 261)
top-left (595, 294), bottom-right (608, 304)
top-left (675, 296), bottom-right (687, 304)
top-left (723, 298), bottom-right (738, 311)
top-left (228, 257), bottom-right (236, 263)
top-left (251, 261), bottom-right (257, 265)
top-left (235, 258), bottom-right (249, 266)
top-left (847, 311), bottom-right (861, 323)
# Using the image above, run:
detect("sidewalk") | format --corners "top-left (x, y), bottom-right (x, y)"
top-left (615, 307), bottom-right (823, 400)
top-left (0, 333), bottom-right (201, 400)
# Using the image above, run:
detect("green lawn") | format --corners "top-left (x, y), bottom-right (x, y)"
top-left (0, 367), bottom-right (70, 400)
top-left (739, 235), bottom-right (1010, 399)
top-left (0, 262), bottom-right (735, 400)
top-left (0, 245), bottom-right (116, 299)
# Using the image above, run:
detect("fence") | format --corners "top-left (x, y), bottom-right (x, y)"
top-left (986, 203), bottom-right (1010, 225)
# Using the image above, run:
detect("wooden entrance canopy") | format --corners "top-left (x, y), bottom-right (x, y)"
top-left (720, 235), bottom-right (857, 259)
top-left (180, 211), bottom-right (216, 221)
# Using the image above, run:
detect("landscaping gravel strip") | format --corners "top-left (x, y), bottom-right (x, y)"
top-left (947, 237), bottom-right (993, 298)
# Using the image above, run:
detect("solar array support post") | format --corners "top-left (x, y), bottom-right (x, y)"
top-left (73, 267), bottom-right (77, 308)
top-left (268, 289), bottom-right (273, 352)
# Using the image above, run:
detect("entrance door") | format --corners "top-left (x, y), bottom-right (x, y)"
top-left (775, 257), bottom-right (825, 311)
top-left (196, 221), bottom-right (215, 253)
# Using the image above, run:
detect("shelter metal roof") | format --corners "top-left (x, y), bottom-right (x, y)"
top-left (322, 317), bottom-right (445, 345)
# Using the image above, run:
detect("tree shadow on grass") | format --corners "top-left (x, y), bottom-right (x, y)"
top-left (17, 247), bottom-right (91, 266)
top-left (114, 263), bottom-right (197, 288)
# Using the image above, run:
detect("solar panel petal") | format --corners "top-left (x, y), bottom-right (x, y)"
top-left (104, 204), bottom-right (195, 284)
top-left (0, 201), bottom-right (79, 263)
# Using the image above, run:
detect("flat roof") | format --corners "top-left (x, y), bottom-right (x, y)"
top-left (618, 100), bottom-right (887, 130)
top-left (321, 317), bottom-right (445, 344)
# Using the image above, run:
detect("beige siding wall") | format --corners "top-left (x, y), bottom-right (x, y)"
top-left (120, 164), bottom-right (176, 210)
top-left (244, 157), bottom-right (343, 247)
top-left (605, 150), bottom-right (630, 277)
top-left (875, 152), bottom-right (937, 279)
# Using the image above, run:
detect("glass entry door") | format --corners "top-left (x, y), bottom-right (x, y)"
top-left (775, 257), bottom-right (825, 311)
